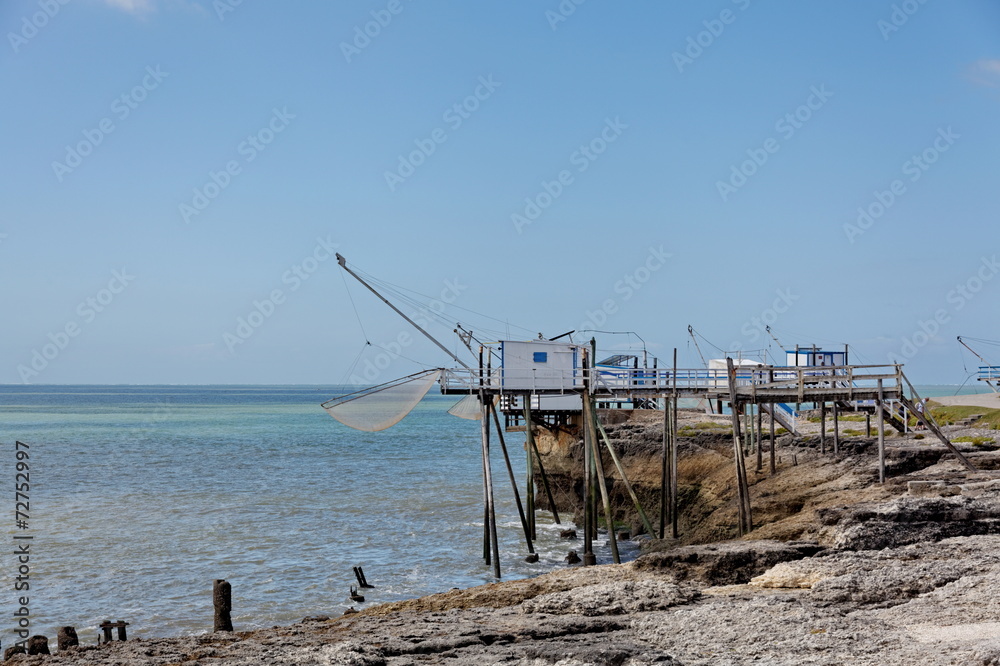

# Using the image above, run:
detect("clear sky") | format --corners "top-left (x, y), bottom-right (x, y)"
top-left (2, 0), bottom-right (999, 385)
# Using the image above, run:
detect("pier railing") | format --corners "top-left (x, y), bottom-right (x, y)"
top-left (439, 364), bottom-right (904, 401)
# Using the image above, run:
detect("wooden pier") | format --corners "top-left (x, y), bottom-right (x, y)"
top-left (441, 352), bottom-right (975, 574)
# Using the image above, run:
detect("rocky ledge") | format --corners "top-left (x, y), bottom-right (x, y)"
top-left (12, 474), bottom-right (1000, 665)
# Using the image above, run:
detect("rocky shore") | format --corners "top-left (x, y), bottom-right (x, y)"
top-left (11, 406), bottom-right (1000, 665)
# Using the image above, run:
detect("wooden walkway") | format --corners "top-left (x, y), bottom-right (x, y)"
top-left (440, 363), bottom-right (905, 405)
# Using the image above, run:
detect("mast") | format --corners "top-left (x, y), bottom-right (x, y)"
top-left (337, 253), bottom-right (470, 369)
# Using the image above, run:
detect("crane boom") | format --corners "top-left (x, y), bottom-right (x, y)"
top-left (337, 253), bottom-right (471, 369)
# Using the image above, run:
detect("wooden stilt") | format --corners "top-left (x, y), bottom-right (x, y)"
top-left (660, 398), bottom-right (669, 539)
top-left (524, 405), bottom-right (561, 524)
top-left (523, 404), bottom-right (536, 541)
top-left (596, 419), bottom-right (655, 538)
top-left (866, 412), bottom-right (871, 437)
top-left (480, 398), bottom-right (501, 578)
top-left (588, 397), bottom-right (619, 564)
top-left (756, 406), bottom-right (763, 472)
top-left (833, 401), bottom-right (840, 455)
top-left (582, 385), bottom-right (594, 565)
top-left (489, 402), bottom-right (533, 554)
top-left (877, 379), bottom-right (886, 485)
top-left (671, 348), bottom-right (679, 539)
top-left (768, 402), bottom-right (777, 476)
top-left (820, 402), bottom-right (826, 454)
top-left (726, 358), bottom-right (752, 535)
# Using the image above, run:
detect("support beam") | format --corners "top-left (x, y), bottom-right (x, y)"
top-left (877, 380), bottom-right (886, 485)
top-left (726, 358), bottom-right (752, 535)
top-left (480, 397), bottom-right (501, 578)
top-left (596, 419), bottom-right (656, 538)
top-left (523, 405), bottom-right (561, 524)
top-left (833, 401), bottom-right (840, 455)
top-left (671, 348), bottom-right (679, 539)
top-left (588, 398), bottom-right (620, 564)
top-left (489, 402), bottom-right (533, 554)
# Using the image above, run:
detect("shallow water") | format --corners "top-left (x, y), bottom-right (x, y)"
top-left (0, 385), bottom-right (631, 644)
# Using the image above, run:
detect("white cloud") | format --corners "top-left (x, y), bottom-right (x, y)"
top-left (968, 59), bottom-right (1000, 88)
top-left (103, 0), bottom-right (155, 14)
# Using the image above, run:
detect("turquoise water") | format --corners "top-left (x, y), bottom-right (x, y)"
top-left (0, 386), bottom-right (621, 643)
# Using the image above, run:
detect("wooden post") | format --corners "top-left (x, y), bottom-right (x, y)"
top-left (671, 348), bottom-right (679, 539)
top-left (877, 380), bottom-right (886, 484)
top-left (524, 405), bottom-right (561, 524)
top-left (833, 401), bottom-right (840, 455)
top-left (479, 348), bottom-right (490, 563)
top-left (480, 398), bottom-right (501, 578)
top-left (116, 622), bottom-right (128, 642)
top-left (101, 623), bottom-right (114, 644)
top-left (755, 405), bottom-right (763, 472)
top-left (725, 358), bottom-right (752, 535)
top-left (660, 397), bottom-right (669, 539)
top-left (769, 402), bottom-right (776, 475)
top-left (866, 412), bottom-right (871, 437)
top-left (820, 402), bottom-right (827, 454)
top-left (57, 627), bottom-right (79, 651)
top-left (524, 402), bottom-right (536, 541)
top-left (213, 579), bottom-right (233, 632)
top-left (490, 402), bottom-right (533, 554)
top-left (581, 386), bottom-right (596, 565)
top-left (26, 636), bottom-right (49, 656)
top-left (588, 398), bottom-right (620, 564)
top-left (596, 419), bottom-right (655, 537)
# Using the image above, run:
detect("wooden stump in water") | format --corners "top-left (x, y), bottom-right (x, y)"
top-left (58, 626), bottom-right (79, 650)
top-left (27, 635), bottom-right (50, 655)
top-left (213, 579), bottom-right (233, 632)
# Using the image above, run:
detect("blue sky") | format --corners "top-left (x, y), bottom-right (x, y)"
top-left (2, 0), bottom-right (999, 385)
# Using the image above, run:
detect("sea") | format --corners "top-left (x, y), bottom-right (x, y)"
top-left (1, 383), bottom-right (991, 646)
top-left (0, 384), bottom-right (635, 646)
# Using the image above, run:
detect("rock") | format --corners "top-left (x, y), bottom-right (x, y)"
top-left (565, 550), bottom-right (581, 564)
top-left (617, 530), bottom-right (631, 541)
top-left (522, 580), bottom-right (699, 616)
top-left (3, 645), bottom-right (25, 660)
top-left (634, 539), bottom-right (824, 585)
top-left (560, 529), bottom-right (578, 540)
top-left (819, 496), bottom-right (1000, 551)
top-left (525, 553), bottom-right (539, 563)
top-left (908, 480), bottom-right (961, 497)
